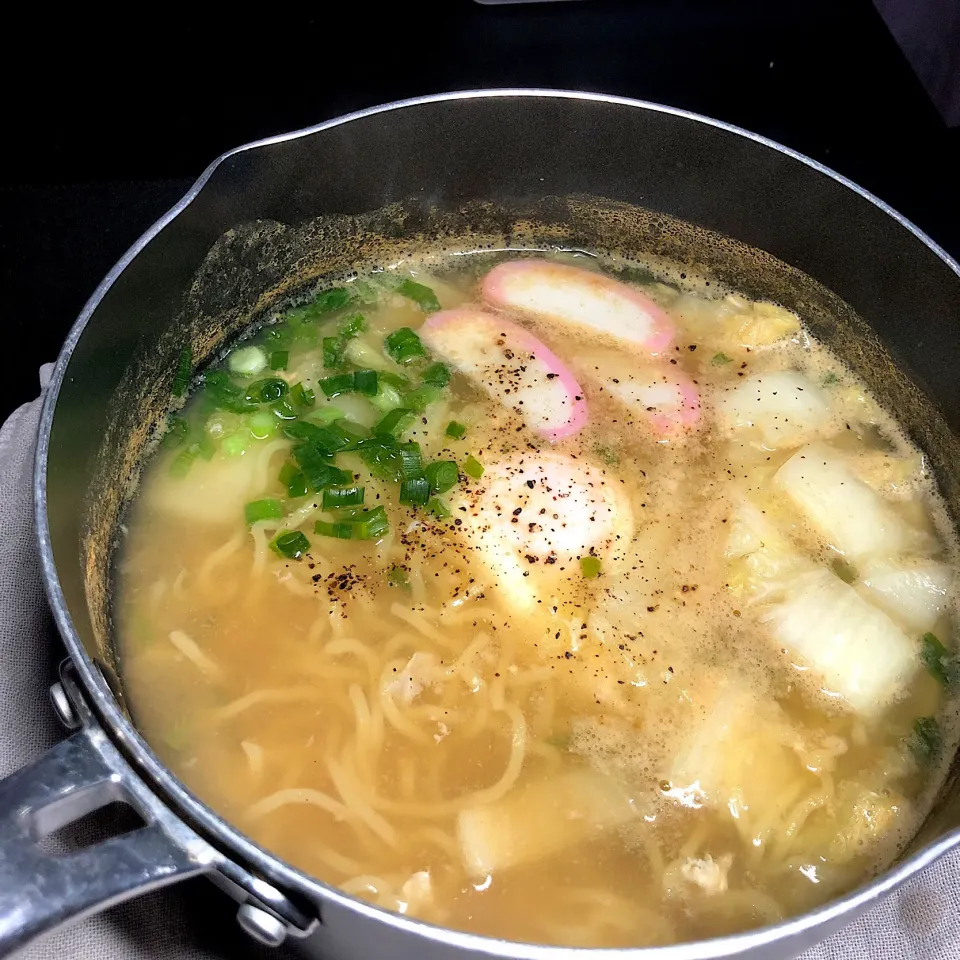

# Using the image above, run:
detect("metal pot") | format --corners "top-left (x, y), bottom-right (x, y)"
top-left (3, 90), bottom-right (959, 960)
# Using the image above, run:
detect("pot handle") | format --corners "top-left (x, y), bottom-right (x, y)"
top-left (0, 721), bottom-right (215, 956)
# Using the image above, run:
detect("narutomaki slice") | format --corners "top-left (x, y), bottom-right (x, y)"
top-left (420, 308), bottom-right (588, 441)
top-left (482, 259), bottom-right (675, 356)
top-left (568, 346), bottom-right (701, 436)
top-left (605, 367), bottom-right (701, 435)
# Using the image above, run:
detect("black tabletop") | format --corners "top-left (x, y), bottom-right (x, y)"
top-left (2, 0), bottom-right (957, 425)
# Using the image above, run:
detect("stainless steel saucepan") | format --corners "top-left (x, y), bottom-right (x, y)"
top-left (2, 90), bottom-right (958, 960)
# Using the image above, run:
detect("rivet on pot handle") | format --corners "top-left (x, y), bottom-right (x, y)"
top-left (0, 663), bottom-right (318, 957)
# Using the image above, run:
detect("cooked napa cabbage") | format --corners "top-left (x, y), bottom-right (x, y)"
top-left (146, 446), bottom-right (274, 525)
top-left (761, 570), bottom-right (919, 716)
top-left (857, 559), bottom-right (954, 634)
top-left (775, 444), bottom-right (917, 561)
top-left (457, 769), bottom-right (636, 876)
top-left (669, 688), bottom-right (806, 832)
top-left (717, 371), bottom-right (835, 449)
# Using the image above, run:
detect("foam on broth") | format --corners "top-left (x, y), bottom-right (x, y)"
top-left (116, 248), bottom-right (959, 948)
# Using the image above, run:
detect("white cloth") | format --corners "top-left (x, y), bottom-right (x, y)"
top-left (1, 378), bottom-right (957, 959)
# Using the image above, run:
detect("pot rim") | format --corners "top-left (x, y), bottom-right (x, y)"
top-left (33, 88), bottom-right (960, 958)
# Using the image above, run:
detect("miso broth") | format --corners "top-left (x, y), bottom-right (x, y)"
top-left (117, 250), bottom-right (959, 948)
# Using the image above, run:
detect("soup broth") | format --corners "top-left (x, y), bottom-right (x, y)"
top-left (117, 249), bottom-right (958, 948)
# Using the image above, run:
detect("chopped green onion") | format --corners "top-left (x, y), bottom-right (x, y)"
top-left (322, 485), bottom-right (365, 510)
top-left (463, 455), bottom-right (484, 479)
top-left (295, 421), bottom-right (361, 455)
top-left (580, 556), bottom-right (602, 578)
top-left (169, 446), bottom-right (198, 478)
top-left (248, 410), bottom-right (276, 439)
top-left (445, 420), bottom-right (467, 440)
top-left (245, 378), bottom-right (289, 404)
top-left (172, 346), bottom-right (192, 397)
top-left (384, 327), bottom-right (427, 364)
top-left (373, 408), bottom-right (415, 439)
top-left (204, 411), bottom-right (239, 440)
top-left (426, 497), bottom-right (451, 519)
top-left (344, 336), bottom-right (391, 371)
top-left (203, 370), bottom-right (258, 414)
top-left (229, 345), bottom-right (268, 376)
top-left (290, 381), bottom-right (315, 410)
top-left (319, 313), bottom-right (366, 369)
top-left (286, 470), bottom-right (308, 498)
top-left (161, 416), bottom-right (189, 448)
top-left (279, 461), bottom-right (310, 498)
top-left (399, 441), bottom-right (423, 479)
top-left (292, 436), bottom-right (333, 465)
top-left (222, 433), bottom-right (248, 457)
top-left (387, 565), bottom-right (410, 589)
top-left (167, 440), bottom-right (211, 474)
top-left (405, 385), bottom-right (442, 414)
top-left (332, 419), bottom-right (370, 447)
top-left (314, 464), bottom-right (354, 491)
top-left (358, 438), bottom-right (403, 481)
top-left (339, 313), bottom-right (366, 338)
top-left (314, 520), bottom-right (355, 540)
top-left (822, 371), bottom-right (840, 386)
top-left (195, 434), bottom-right (216, 460)
top-left (270, 530), bottom-right (310, 560)
top-left (270, 397), bottom-right (297, 421)
top-left (354, 506), bottom-right (390, 540)
top-left (370, 381), bottom-right (405, 413)
top-left (425, 460), bottom-right (459, 494)
top-left (286, 287), bottom-right (352, 325)
top-left (282, 420), bottom-right (324, 442)
top-left (910, 716), bottom-right (942, 765)
top-left (399, 476), bottom-right (431, 506)
top-left (313, 287), bottom-right (352, 313)
top-left (421, 362), bottom-right (450, 387)
top-left (262, 326), bottom-right (291, 348)
top-left (244, 498), bottom-right (284, 524)
top-left (397, 278), bottom-right (441, 313)
top-left (269, 350), bottom-right (289, 371)
top-left (323, 336), bottom-right (344, 369)
top-left (319, 374), bottom-right (355, 398)
top-left (307, 461), bottom-right (353, 491)
top-left (711, 352), bottom-right (734, 366)
top-left (379, 371), bottom-right (409, 390)
top-left (292, 444), bottom-right (352, 489)
top-left (353, 369), bottom-right (379, 396)
top-left (920, 633), bottom-right (957, 689)
top-left (304, 405), bottom-right (345, 424)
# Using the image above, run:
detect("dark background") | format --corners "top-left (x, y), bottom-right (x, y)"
top-left (1, 0), bottom-right (957, 424)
